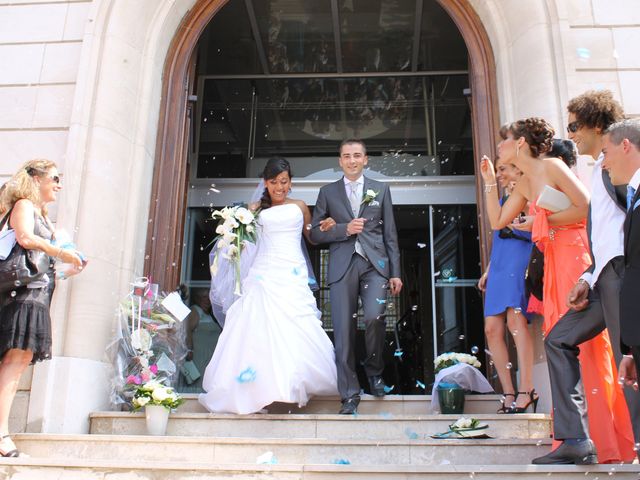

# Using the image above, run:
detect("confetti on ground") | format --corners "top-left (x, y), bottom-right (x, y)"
top-left (404, 428), bottom-right (419, 439)
top-left (256, 451), bottom-right (278, 464)
top-left (331, 458), bottom-right (351, 465)
top-left (384, 385), bottom-right (395, 393)
top-left (236, 367), bottom-right (257, 383)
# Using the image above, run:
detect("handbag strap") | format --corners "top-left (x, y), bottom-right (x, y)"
top-left (0, 206), bottom-right (14, 232)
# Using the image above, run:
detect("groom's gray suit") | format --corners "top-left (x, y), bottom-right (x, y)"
top-left (310, 176), bottom-right (400, 400)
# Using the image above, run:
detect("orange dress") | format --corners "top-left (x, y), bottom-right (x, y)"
top-left (531, 203), bottom-right (635, 463)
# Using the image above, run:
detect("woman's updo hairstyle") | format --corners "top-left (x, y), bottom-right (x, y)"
top-left (508, 117), bottom-right (555, 158)
top-left (260, 157), bottom-right (292, 210)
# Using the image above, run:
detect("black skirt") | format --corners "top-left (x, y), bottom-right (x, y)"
top-left (0, 279), bottom-right (54, 364)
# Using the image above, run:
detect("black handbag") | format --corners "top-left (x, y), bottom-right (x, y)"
top-left (0, 208), bottom-right (51, 294)
top-left (524, 245), bottom-right (544, 301)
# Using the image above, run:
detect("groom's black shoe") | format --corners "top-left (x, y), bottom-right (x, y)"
top-left (531, 439), bottom-right (597, 465)
top-left (339, 396), bottom-right (360, 415)
top-left (368, 376), bottom-right (388, 397)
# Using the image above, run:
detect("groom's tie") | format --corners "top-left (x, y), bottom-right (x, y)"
top-left (349, 181), bottom-right (366, 259)
top-left (627, 185), bottom-right (637, 211)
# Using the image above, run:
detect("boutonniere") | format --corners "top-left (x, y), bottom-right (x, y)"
top-left (361, 189), bottom-right (379, 205)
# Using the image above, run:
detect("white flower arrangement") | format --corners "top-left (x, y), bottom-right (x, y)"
top-left (131, 380), bottom-right (183, 411)
top-left (434, 352), bottom-right (481, 374)
top-left (451, 417), bottom-right (478, 430)
top-left (209, 205), bottom-right (260, 294)
top-left (361, 189), bottom-right (379, 205)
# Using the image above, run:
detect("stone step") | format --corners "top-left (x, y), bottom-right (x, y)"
top-left (14, 433), bottom-right (553, 465)
top-left (90, 412), bottom-right (551, 440)
top-left (178, 393), bottom-right (510, 414)
top-left (0, 458), bottom-right (638, 479)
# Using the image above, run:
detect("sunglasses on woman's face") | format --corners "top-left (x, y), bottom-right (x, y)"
top-left (566, 121), bottom-right (581, 133)
top-left (49, 175), bottom-right (60, 184)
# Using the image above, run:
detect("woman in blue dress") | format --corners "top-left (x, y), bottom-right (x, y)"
top-left (478, 155), bottom-right (534, 413)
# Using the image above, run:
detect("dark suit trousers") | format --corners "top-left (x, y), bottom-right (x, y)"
top-left (545, 257), bottom-right (640, 441)
top-left (330, 254), bottom-right (388, 400)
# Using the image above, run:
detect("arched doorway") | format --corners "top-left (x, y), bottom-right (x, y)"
top-left (145, 0), bottom-right (499, 392)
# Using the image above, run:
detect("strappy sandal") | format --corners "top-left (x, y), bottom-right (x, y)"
top-left (0, 434), bottom-right (19, 457)
top-left (496, 393), bottom-right (516, 414)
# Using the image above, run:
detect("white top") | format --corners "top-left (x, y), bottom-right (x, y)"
top-left (343, 175), bottom-right (364, 205)
top-left (580, 153), bottom-right (626, 287)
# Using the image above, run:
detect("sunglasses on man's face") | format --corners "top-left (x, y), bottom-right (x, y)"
top-left (567, 121), bottom-right (582, 134)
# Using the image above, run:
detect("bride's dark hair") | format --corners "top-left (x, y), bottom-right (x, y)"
top-left (260, 157), bottom-right (293, 210)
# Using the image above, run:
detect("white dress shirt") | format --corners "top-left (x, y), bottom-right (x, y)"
top-left (580, 153), bottom-right (626, 287)
top-left (628, 168), bottom-right (640, 196)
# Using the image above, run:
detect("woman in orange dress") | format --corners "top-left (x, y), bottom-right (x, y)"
top-left (480, 118), bottom-right (634, 463)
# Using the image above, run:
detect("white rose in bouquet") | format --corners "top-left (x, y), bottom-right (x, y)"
top-left (133, 396), bottom-right (150, 408)
top-left (235, 207), bottom-right (254, 225)
top-left (151, 386), bottom-right (171, 402)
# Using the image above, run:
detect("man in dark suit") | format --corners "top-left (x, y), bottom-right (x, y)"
top-left (601, 119), bottom-right (640, 399)
top-left (533, 91), bottom-right (640, 465)
top-left (310, 139), bottom-right (402, 414)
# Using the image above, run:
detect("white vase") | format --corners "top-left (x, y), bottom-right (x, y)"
top-left (145, 404), bottom-right (170, 435)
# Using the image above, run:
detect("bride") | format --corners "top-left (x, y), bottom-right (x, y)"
top-left (199, 157), bottom-right (339, 414)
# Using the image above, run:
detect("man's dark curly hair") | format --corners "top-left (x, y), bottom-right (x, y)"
top-left (567, 90), bottom-right (624, 131)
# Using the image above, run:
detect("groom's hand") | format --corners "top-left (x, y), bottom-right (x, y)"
top-left (388, 277), bottom-right (403, 295)
top-left (347, 218), bottom-right (366, 235)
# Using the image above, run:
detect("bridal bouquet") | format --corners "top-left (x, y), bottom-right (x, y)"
top-left (434, 352), bottom-right (481, 374)
top-left (210, 205), bottom-right (259, 295)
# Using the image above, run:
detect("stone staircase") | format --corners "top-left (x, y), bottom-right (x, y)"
top-left (1, 394), bottom-right (639, 479)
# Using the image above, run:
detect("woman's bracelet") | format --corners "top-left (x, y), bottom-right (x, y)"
top-left (484, 183), bottom-right (497, 193)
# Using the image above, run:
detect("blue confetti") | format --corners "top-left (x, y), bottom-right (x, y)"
top-left (292, 267), bottom-right (300, 275)
top-left (308, 277), bottom-right (317, 285)
top-left (377, 260), bottom-right (385, 268)
top-left (236, 367), bottom-right (257, 383)
top-left (394, 349), bottom-right (404, 358)
top-left (383, 385), bottom-right (395, 393)
top-left (415, 380), bottom-right (426, 390)
top-left (576, 47), bottom-right (591, 59)
top-left (404, 428), bottom-right (419, 440)
top-left (379, 412), bottom-right (393, 419)
top-left (445, 276), bottom-right (458, 283)
top-left (375, 298), bottom-right (387, 304)
top-left (331, 458), bottom-right (351, 465)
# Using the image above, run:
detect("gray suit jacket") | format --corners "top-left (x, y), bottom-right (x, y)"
top-left (310, 177), bottom-right (401, 285)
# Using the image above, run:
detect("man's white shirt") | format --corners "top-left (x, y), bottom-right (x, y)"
top-left (580, 153), bottom-right (626, 287)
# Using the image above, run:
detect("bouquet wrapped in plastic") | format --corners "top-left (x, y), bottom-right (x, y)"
top-left (107, 277), bottom-right (190, 409)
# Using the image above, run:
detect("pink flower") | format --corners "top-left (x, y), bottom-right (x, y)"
top-left (140, 372), bottom-right (150, 382)
top-left (126, 375), bottom-right (141, 385)
top-left (149, 364), bottom-right (158, 374)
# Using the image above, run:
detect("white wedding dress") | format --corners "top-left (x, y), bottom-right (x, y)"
top-left (199, 203), bottom-right (338, 414)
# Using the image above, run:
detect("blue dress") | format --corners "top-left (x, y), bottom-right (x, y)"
top-left (484, 201), bottom-right (533, 319)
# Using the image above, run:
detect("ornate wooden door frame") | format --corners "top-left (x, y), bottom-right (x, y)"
top-left (144, 0), bottom-right (499, 289)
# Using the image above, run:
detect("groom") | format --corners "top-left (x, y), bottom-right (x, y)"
top-left (310, 139), bottom-right (402, 414)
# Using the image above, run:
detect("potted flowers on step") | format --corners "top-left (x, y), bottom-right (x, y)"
top-left (432, 352), bottom-right (493, 414)
top-left (132, 380), bottom-right (184, 435)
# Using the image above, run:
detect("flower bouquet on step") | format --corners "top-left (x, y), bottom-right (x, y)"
top-left (106, 277), bottom-right (190, 410)
top-left (209, 205), bottom-right (260, 325)
top-left (431, 352), bottom-right (493, 413)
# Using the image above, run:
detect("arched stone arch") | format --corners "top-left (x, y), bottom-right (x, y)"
top-left (143, 0), bottom-right (503, 287)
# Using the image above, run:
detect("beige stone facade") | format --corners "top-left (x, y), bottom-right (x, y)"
top-left (1, 0), bottom-right (639, 433)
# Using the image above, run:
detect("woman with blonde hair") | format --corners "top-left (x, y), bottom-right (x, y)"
top-left (0, 159), bottom-right (84, 457)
